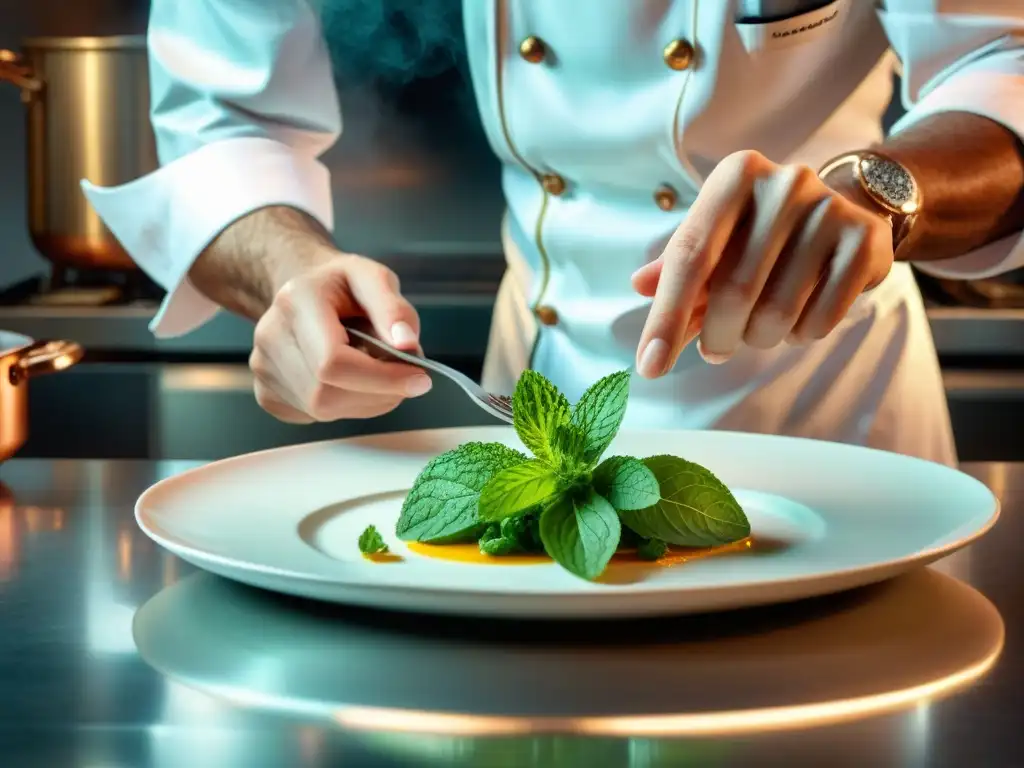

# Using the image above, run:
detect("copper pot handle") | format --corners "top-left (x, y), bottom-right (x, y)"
top-left (0, 49), bottom-right (44, 101)
top-left (8, 340), bottom-right (83, 386)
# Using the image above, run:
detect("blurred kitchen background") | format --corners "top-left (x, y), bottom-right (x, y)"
top-left (2, 1), bottom-right (1023, 462)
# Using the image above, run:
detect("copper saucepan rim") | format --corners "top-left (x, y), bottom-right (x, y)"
top-left (0, 331), bottom-right (84, 383)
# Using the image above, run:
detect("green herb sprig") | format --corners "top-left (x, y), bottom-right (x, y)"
top-left (395, 369), bottom-right (750, 581)
top-left (358, 525), bottom-right (389, 555)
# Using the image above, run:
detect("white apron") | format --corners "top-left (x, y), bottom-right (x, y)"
top-left (463, 0), bottom-right (956, 465)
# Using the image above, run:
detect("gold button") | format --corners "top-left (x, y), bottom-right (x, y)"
top-left (535, 305), bottom-right (559, 326)
top-left (654, 184), bottom-right (678, 211)
top-left (519, 36), bottom-right (547, 64)
top-left (663, 39), bottom-right (695, 71)
top-left (541, 173), bottom-right (566, 196)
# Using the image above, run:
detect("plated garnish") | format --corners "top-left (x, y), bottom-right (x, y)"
top-left (358, 524), bottom-right (389, 555)
top-left (392, 369), bottom-right (750, 581)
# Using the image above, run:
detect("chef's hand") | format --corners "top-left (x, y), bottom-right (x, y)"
top-left (250, 254), bottom-right (432, 424)
top-left (633, 150), bottom-right (893, 377)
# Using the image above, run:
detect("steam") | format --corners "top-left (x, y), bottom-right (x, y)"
top-left (312, 0), bottom-right (467, 88)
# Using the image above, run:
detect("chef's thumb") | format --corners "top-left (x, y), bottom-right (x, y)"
top-left (345, 258), bottom-right (422, 352)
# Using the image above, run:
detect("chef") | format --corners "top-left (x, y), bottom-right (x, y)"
top-left (83, 1), bottom-right (1024, 466)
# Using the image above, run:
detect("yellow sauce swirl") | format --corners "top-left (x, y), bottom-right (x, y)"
top-left (406, 538), bottom-right (753, 567)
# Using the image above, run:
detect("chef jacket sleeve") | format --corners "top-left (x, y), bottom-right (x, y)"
top-left (878, 3), bottom-right (1024, 279)
top-left (80, 0), bottom-right (341, 337)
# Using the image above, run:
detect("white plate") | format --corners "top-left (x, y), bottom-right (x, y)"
top-left (135, 427), bottom-right (999, 618)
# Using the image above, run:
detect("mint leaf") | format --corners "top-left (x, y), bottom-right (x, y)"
top-left (539, 489), bottom-right (621, 581)
top-left (478, 513), bottom-right (542, 556)
top-left (619, 455), bottom-right (750, 547)
top-left (549, 422), bottom-right (588, 476)
top-left (396, 442), bottom-right (528, 543)
top-left (570, 370), bottom-right (631, 464)
top-left (479, 524), bottom-right (520, 556)
top-left (636, 537), bottom-right (667, 561)
top-left (479, 459), bottom-right (561, 522)
top-left (593, 456), bottom-right (660, 511)
top-left (499, 513), bottom-right (543, 552)
top-left (512, 369), bottom-right (570, 464)
top-left (358, 525), bottom-right (389, 554)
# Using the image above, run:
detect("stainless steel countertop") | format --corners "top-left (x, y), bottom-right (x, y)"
top-left (0, 459), bottom-right (1021, 767)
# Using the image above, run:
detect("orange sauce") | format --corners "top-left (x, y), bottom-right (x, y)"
top-left (633, 537), bottom-right (753, 567)
top-left (406, 542), bottom-right (549, 565)
top-left (362, 551), bottom-right (404, 563)
top-left (406, 538), bottom-right (753, 567)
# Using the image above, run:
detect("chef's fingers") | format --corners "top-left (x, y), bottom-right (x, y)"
top-left (252, 307), bottom-right (320, 403)
top-left (310, 344), bottom-right (433, 399)
top-left (699, 165), bottom-right (828, 363)
top-left (297, 384), bottom-right (407, 422)
top-left (252, 375), bottom-right (315, 424)
top-left (743, 195), bottom-right (838, 349)
top-left (250, 326), bottom-right (350, 421)
top-left (252, 336), bottom-right (410, 422)
top-left (343, 256), bottom-right (422, 352)
top-left (790, 219), bottom-right (887, 341)
top-left (253, 371), bottom-right (404, 423)
top-left (631, 259), bottom-right (662, 297)
top-left (681, 300), bottom-right (708, 349)
top-left (277, 281), bottom-right (432, 399)
top-left (633, 261), bottom-right (707, 344)
top-left (636, 150), bottom-right (769, 378)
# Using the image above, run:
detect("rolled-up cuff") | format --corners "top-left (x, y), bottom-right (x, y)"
top-left (80, 136), bottom-right (334, 337)
top-left (891, 51), bottom-right (1024, 279)
top-left (911, 234), bottom-right (1023, 281)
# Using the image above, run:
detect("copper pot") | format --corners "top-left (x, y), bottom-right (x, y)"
top-left (0, 36), bottom-right (156, 270)
top-left (0, 333), bottom-right (83, 462)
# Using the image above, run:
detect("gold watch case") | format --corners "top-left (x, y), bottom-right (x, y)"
top-left (819, 151), bottom-right (921, 252)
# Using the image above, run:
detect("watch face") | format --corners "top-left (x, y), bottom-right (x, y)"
top-left (858, 155), bottom-right (919, 215)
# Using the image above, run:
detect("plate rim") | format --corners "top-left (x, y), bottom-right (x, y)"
top-left (135, 426), bottom-right (1001, 601)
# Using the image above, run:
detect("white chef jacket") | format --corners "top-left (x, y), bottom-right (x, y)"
top-left (82, 0), bottom-right (1024, 466)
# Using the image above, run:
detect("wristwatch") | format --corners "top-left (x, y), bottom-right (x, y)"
top-left (818, 150), bottom-right (922, 256)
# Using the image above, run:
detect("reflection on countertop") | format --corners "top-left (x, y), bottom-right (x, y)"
top-left (0, 459), bottom-right (1020, 767)
top-left (134, 568), bottom-right (1003, 738)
